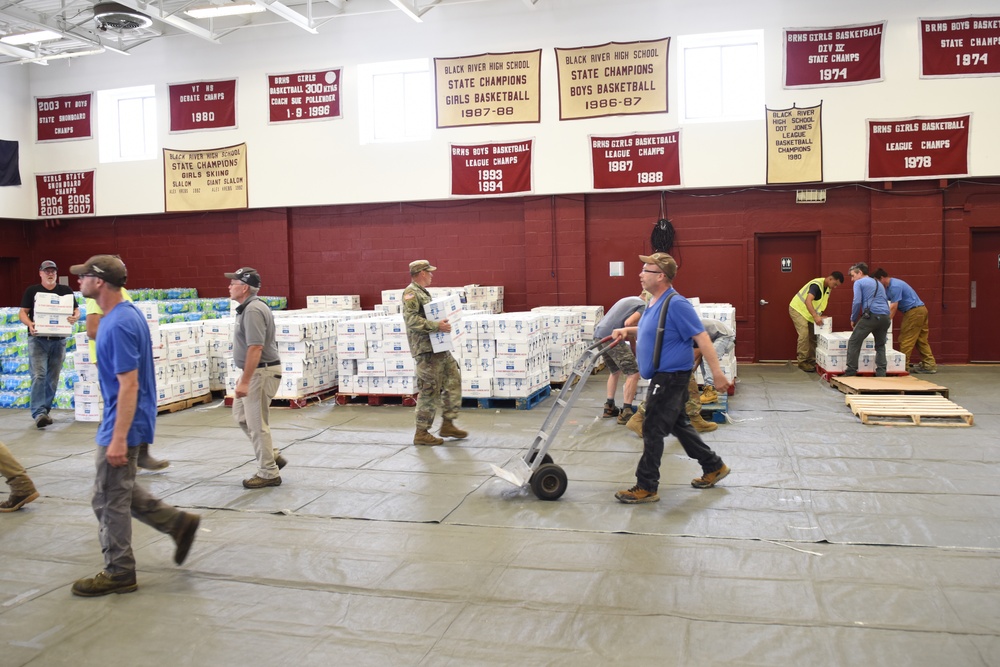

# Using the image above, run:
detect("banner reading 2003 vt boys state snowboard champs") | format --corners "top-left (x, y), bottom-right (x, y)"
top-left (163, 143), bottom-right (248, 212)
top-left (434, 50), bottom-right (541, 128)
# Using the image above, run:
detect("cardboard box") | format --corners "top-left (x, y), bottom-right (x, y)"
top-left (34, 292), bottom-right (75, 314)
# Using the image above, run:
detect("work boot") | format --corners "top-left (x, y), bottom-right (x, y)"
top-left (692, 463), bottom-right (731, 489)
top-left (616, 406), bottom-right (635, 425)
top-left (275, 454), bottom-right (287, 470)
top-left (0, 489), bottom-right (40, 512)
top-left (171, 512), bottom-right (201, 565)
top-left (625, 409), bottom-right (644, 437)
top-left (414, 429), bottom-right (444, 446)
top-left (71, 570), bottom-right (138, 597)
top-left (699, 385), bottom-right (719, 404)
top-left (690, 414), bottom-right (718, 433)
top-left (35, 413), bottom-right (53, 429)
top-left (602, 402), bottom-right (620, 418)
top-left (439, 419), bottom-right (467, 439)
top-left (242, 475), bottom-right (281, 489)
top-left (137, 444), bottom-right (170, 471)
top-left (614, 485), bottom-right (659, 504)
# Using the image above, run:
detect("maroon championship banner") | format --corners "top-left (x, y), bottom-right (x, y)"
top-left (35, 170), bottom-right (95, 217)
top-left (920, 16), bottom-right (1000, 78)
top-left (169, 79), bottom-right (238, 132)
top-left (590, 132), bottom-right (680, 190)
top-left (784, 22), bottom-right (885, 88)
top-left (867, 115), bottom-right (971, 180)
top-left (451, 140), bottom-right (532, 196)
top-left (268, 68), bottom-right (342, 123)
top-left (36, 93), bottom-right (92, 142)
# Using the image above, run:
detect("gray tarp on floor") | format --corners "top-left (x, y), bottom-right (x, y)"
top-left (1, 365), bottom-right (998, 665)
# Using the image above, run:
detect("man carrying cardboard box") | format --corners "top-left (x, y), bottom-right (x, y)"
top-left (18, 260), bottom-right (80, 428)
top-left (403, 260), bottom-right (467, 446)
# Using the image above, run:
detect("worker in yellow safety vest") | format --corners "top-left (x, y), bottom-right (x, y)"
top-left (788, 272), bottom-right (844, 372)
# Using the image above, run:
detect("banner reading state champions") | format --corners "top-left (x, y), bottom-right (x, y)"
top-left (435, 50), bottom-right (541, 128)
top-left (163, 143), bottom-right (248, 212)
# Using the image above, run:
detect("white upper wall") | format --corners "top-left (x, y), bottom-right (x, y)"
top-left (1, 0), bottom-right (998, 219)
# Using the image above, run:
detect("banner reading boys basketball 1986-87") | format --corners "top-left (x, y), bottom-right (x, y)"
top-left (555, 38), bottom-right (669, 120)
top-left (164, 143), bottom-right (248, 212)
top-left (766, 104), bottom-right (823, 184)
top-left (434, 51), bottom-right (541, 128)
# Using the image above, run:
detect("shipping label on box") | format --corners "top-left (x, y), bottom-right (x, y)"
top-left (34, 292), bottom-right (76, 314)
top-left (74, 381), bottom-right (101, 398)
top-left (462, 376), bottom-right (492, 397)
top-left (357, 359), bottom-right (386, 377)
top-left (385, 357), bottom-right (415, 376)
top-left (281, 358), bottom-right (312, 377)
top-left (336, 339), bottom-right (367, 359)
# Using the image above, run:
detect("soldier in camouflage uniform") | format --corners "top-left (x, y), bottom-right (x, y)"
top-left (403, 260), bottom-right (468, 446)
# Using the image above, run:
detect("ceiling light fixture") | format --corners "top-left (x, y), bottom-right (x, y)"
top-left (1, 29), bottom-right (62, 45)
top-left (184, 1), bottom-right (266, 18)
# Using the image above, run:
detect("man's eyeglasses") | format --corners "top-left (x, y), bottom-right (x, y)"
top-left (641, 269), bottom-right (663, 275)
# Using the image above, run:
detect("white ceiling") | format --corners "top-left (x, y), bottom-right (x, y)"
top-left (0, 0), bottom-right (540, 66)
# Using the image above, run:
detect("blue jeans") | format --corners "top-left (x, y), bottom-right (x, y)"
top-left (28, 336), bottom-right (66, 419)
top-left (700, 334), bottom-right (736, 386)
top-left (637, 371), bottom-right (724, 492)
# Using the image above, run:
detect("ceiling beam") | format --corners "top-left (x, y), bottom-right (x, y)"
top-left (521, 0), bottom-right (538, 7)
top-left (256, 0), bottom-right (319, 33)
top-left (113, 0), bottom-right (222, 43)
top-left (387, 0), bottom-right (440, 23)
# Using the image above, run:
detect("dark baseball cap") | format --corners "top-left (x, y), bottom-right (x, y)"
top-left (225, 267), bottom-right (261, 288)
top-left (40, 260), bottom-right (57, 271)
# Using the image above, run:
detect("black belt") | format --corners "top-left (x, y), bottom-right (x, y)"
top-left (654, 369), bottom-right (693, 378)
top-left (34, 335), bottom-right (66, 340)
top-left (257, 360), bottom-right (281, 368)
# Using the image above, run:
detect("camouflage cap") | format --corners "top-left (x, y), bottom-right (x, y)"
top-left (409, 260), bottom-right (437, 275)
top-left (638, 252), bottom-right (677, 280)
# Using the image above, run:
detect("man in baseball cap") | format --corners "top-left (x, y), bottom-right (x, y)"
top-left (224, 267), bottom-right (262, 288)
top-left (69, 255), bottom-right (128, 287)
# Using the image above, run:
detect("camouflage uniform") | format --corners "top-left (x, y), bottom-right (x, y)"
top-left (403, 281), bottom-right (462, 431)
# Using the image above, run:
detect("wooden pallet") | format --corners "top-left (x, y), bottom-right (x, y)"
top-left (223, 385), bottom-right (338, 409)
top-left (158, 392), bottom-right (213, 414)
top-left (844, 394), bottom-right (973, 427)
top-left (335, 393), bottom-right (417, 407)
top-left (831, 374), bottom-right (949, 398)
top-left (463, 384), bottom-right (551, 410)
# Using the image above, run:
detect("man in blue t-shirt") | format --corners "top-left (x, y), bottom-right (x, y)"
top-left (844, 262), bottom-right (891, 377)
top-left (610, 253), bottom-right (731, 504)
top-left (69, 255), bottom-right (200, 597)
top-left (872, 268), bottom-right (936, 374)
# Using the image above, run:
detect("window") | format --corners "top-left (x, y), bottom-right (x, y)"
top-left (97, 85), bottom-right (157, 163)
top-left (677, 30), bottom-right (764, 123)
top-left (357, 59), bottom-right (433, 143)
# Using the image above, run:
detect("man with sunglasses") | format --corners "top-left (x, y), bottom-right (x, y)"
top-left (19, 260), bottom-right (79, 428)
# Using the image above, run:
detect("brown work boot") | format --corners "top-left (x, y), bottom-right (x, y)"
top-left (137, 443), bottom-right (170, 471)
top-left (439, 419), bottom-right (467, 439)
top-left (699, 385), bottom-right (719, 404)
top-left (0, 489), bottom-right (40, 512)
top-left (625, 409), bottom-right (644, 437)
top-left (690, 414), bottom-right (718, 433)
top-left (692, 463), bottom-right (731, 489)
top-left (71, 570), bottom-right (138, 597)
top-left (414, 429), bottom-right (444, 446)
top-left (171, 512), bottom-right (201, 565)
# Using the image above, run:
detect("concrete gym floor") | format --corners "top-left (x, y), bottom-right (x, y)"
top-left (1, 364), bottom-right (999, 666)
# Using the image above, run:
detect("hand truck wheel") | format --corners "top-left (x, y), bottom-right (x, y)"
top-left (529, 463), bottom-right (568, 501)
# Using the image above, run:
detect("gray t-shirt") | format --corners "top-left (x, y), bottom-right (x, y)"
top-left (594, 296), bottom-right (646, 339)
top-left (233, 296), bottom-right (280, 368)
top-left (701, 318), bottom-right (734, 341)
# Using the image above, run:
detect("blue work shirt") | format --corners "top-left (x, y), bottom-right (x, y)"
top-left (635, 288), bottom-right (704, 378)
top-left (884, 278), bottom-right (924, 313)
top-left (851, 275), bottom-right (890, 323)
top-left (96, 300), bottom-right (157, 448)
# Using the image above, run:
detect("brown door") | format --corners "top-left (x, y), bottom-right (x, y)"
top-left (756, 234), bottom-right (819, 361)
top-left (970, 229), bottom-right (1000, 362)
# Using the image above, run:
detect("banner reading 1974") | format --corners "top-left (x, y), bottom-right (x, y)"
top-left (36, 170), bottom-right (95, 217)
top-left (434, 50), bottom-right (541, 128)
top-left (164, 143), bottom-right (248, 212)
top-left (451, 140), bottom-right (532, 197)
top-left (784, 22), bottom-right (885, 88)
top-left (766, 104), bottom-right (823, 184)
top-left (867, 115), bottom-right (971, 180)
top-left (556, 38), bottom-right (669, 120)
top-left (920, 15), bottom-right (1000, 78)
top-left (590, 132), bottom-right (680, 190)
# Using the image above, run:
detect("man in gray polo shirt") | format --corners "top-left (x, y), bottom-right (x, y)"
top-left (594, 292), bottom-right (648, 424)
top-left (226, 267), bottom-right (285, 488)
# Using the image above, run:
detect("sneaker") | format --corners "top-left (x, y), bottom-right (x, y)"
top-left (71, 570), bottom-right (138, 597)
top-left (275, 455), bottom-right (287, 470)
top-left (615, 485), bottom-right (659, 504)
top-left (243, 475), bottom-right (282, 489)
top-left (692, 464), bottom-right (730, 489)
top-left (0, 490), bottom-right (40, 513)
top-left (172, 512), bottom-right (201, 565)
top-left (699, 385), bottom-right (719, 404)
top-left (602, 403), bottom-right (620, 418)
top-left (35, 413), bottom-right (53, 429)
top-left (616, 406), bottom-right (635, 425)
